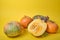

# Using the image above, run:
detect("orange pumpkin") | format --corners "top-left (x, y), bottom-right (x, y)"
top-left (46, 20), bottom-right (58, 33)
top-left (20, 16), bottom-right (33, 28)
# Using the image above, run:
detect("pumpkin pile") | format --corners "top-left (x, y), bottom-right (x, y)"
top-left (4, 15), bottom-right (58, 37)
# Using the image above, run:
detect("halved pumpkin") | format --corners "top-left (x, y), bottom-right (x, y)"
top-left (28, 19), bottom-right (47, 36)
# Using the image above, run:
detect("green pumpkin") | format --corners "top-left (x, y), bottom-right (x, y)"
top-left (33, 15), bottom-right (49, 22)
top-left (4, 21), bottom-right (22, 37)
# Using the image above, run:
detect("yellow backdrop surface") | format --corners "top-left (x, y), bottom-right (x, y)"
top-left (0, 0), bottom-right (60, 40)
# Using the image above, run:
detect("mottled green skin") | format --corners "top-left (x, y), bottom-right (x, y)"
top-left (4, 21), bottom-right (21, 37)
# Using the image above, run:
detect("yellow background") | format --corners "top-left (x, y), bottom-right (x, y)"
top-left (0, 0), bottom-right (60, 40)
